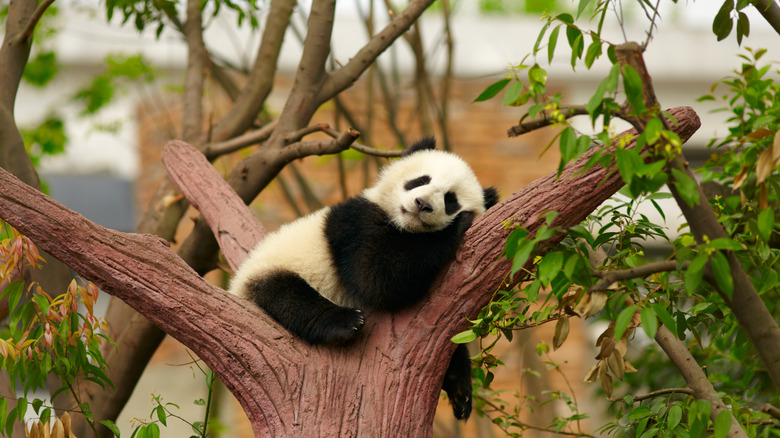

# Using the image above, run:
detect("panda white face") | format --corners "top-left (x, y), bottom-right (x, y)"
top-left (363, 150), bottom-right (487, 233)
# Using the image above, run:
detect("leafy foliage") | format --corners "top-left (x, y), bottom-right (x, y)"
top-left (0, 221), bottom-right (114, 436)
top-left (464, 1), bottom-right (780, 436)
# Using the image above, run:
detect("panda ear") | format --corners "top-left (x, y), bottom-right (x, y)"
top-left (402, 137), bottom-right (437, 157)
top-left (483, 187), bottom-right (499, 210)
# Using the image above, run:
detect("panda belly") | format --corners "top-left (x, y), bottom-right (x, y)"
top-left (228, 208), bottom-right (347, 306)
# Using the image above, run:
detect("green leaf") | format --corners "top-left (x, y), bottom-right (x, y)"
top-left (670, 168), bottom-right (700, 207)
top-left (667, 405), bottom-right (682, 429)
top-left (640, 307), bottom-right (658, 339)
top-left (100, 420), bottom-right (122, 437)
top-left (713, 0), bottom-right (734, 41)
top-left (156, 405), bottom-right (167, 426)
top-left (451, 330), bottom-right (477, 344)
top-left (584, 39), bottom-right (602, 69)
top-left (576, 0), bottom-right (591, 18)
top-left (711, 251), bottom-right (733, 298)
top-left (709, 238), bottom-right (743, 251)
top-left (615, 305), bottom-right (638, 340)
top-left (616, 147), bottom-right (643, 186)
top-left (651, 303), bottom-right (676, 335)
top-left (511, 238), bottom-right (537, 277)
top-left (622, 65), bottom-right (646, 114)
top-left (474, 78), bottom-right (511, 102)
top-left (736, 11), bottom-right (749, 45)
top-left (713, 410), bottom-right (732, 438)
top-left (23, 51), bottom-right (58, 87)
top-left (502, 81), bottom-right (526, 106)
top-left (757, 207), bottom-right (774, 242)
top-left (627, 405), bottom-right (653, 420)
top-left (538, 251), bottom-right (565, 286)
top-left (560, 127), bottom-right (577, 164)
top-left (685, 254), bottom-right (708, 294)
top-left (548, 25), bottom-right (561, 64)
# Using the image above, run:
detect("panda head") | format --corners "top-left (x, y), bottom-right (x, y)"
top-left (363, 138), bottom-right (496, 233)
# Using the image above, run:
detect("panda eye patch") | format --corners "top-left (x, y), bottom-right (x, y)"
top-left (444, 192), bottom-right (461, 215)
top-left (404, 175), bottom-right (431, 191)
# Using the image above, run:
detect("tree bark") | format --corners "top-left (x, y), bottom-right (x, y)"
top-left (0, 107), bottom-right (699, 436)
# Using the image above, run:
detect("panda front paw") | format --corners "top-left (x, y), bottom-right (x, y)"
top-left (309, 307), bottom-right (365, 345)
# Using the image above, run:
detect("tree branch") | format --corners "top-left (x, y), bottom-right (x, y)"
top-left (654, 326), bottom-right (747, 438)
top-left (182, 0), bottom-right (205, 143)
top-left (316, 0), bottom-right (436, 104)
top-left (753, 0), bottom-right (780, 36)
top-left (507, 105), bottom-right (590, 137)
top-left (589, 260), bottom-right (681, 293)
top-left (202, 120), bottom-right (277, 160)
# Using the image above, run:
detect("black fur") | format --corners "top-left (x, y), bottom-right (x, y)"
top-left (324, 196), bottom-right (474, 311)
top-left (246, 270), bottom-right (365, 344)
top-left (443, 344), bottom-right (473, 420)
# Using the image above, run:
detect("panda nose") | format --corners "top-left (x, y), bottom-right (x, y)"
top-left (415, 198), bottom-right (433, 213)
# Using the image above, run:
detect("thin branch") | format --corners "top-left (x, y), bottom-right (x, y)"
top-left (507, 105), bottom-right (590, 137)
top-left (11, 0), bottom-right (55, 45)
top-left (589, 260), bottom-right (681, 292)
top-left (321, 126), bottom-right (403, 158)
top-left (476, 395), bottom-right (596, 437)
top-left (182, 0), bottom-right (205, 143)
top-left (610, 387), bottom-right (694, 402)
top-left (316, 0), bottom-right (436, 104)
top-left (283, 123), bottom-right (331, 144)
top-left (281, 128), bottom-right (361, 161)
top-left (753, 0), bottom-right (780, 36)
top-left (654, 326), bottom-right (747, 437)
top-left (202, 120), bottom-right (278, 160)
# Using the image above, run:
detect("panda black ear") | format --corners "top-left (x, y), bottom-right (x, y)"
top-left (483, 187), bottom-right (499, 210)
top-left (402, 137), bottom-right (437, 157)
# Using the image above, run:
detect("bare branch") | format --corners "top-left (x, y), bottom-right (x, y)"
top-left (317, 0), bottom-right (436, 104)
top-left (321, 126), bottom-right (403, 158)
top-left (182, 0), bottom-right (205, 142)
top-left (614, 387), bottom-right (694, 402)
top-left (280, 128), bottom-right (361, 161)
top-left (203, 120), bottom-right (278, 160)
top-left (10, 0), bottom-right (55, 45)
top-left (753, 0), bottom-right (780, 36)
top-left (589, 260), bottom-right (681, 293)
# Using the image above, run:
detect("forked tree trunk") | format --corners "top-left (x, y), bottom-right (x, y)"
top-left (0, 107), bottom-right (700, 437)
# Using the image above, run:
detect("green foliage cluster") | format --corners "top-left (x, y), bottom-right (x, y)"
top-left (462, 1), bottom-right (780, 437)
top-left (75, 54), bottom-right (156, 115)
top-left (0, 221), bottom-right (114, 436)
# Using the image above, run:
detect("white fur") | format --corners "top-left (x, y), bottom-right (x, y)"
top-left (363, 149), bottom-right (486, 233)
top-left (229, 149), bottom-right (485, 304)
top-left (228, 208), bottom-right (348, 305)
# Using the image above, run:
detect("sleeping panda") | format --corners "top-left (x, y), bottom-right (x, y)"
top-left (228, 138), bottom-right (498, 420)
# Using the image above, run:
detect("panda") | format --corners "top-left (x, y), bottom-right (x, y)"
top-left (228, 138), bottom-right (498, 420)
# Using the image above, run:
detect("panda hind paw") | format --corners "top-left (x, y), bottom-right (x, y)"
top-left (451, 394), bottom-right (472, 420)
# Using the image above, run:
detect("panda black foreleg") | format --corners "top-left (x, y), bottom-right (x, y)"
top-left (442, 343), bottom-right (473, 420)
top-left (245, 271), bottom-right (365, 345)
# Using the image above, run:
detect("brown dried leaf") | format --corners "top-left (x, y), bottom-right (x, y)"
top-left (584, 361), bottom-right (602, 383)
top-left (553, 315), bottom-right (570, 350)
top-left (733, 167), bottom-right (748, 189)
top-left (51, 418), bottom-right (64, 438)
top-left (773, 131), bottom-right (780, 163)
top-left (747, 128), bottom-right (774, 139)
top-left (608, 349), bottom-right (625, 380)
top-left (599, 363), bottom-right (614, 397)
top-left (586, 291), bottom-right (608, 317)
top-left (572, 291), bottom-right (591, 318)
top-left (756, 147), bottom-right (774, 184)
top-left (624, 359), bottom-right (638, 373)
top-left (597, 336), bottom-right (616, 360)
top-left (596, 323), bottom-right (615, 348)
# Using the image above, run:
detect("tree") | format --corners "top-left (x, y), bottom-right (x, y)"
top-left (1, 1), bottom-right (779, 437)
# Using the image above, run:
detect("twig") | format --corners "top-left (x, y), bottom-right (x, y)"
top-left (11, 0), bottom-right (54, 45)
top-left (609, 387), bottom-right (694, 402)
top-left (589, 260), bottom-right (681, 293)
top-left (322, 126), bottom-right (404, 158)
top-left (655, 325), bottom-right (747, 437)
top-left (760, 403), bottom-right (780, 420)
top-left (507, 105), bottom-right (590, 137)
top-left (202, 120), bottom-right (278, 160)
top-left (753, 0), bottom-right (780, 36)
top-left (477, 395), bottom-right (596, 437)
